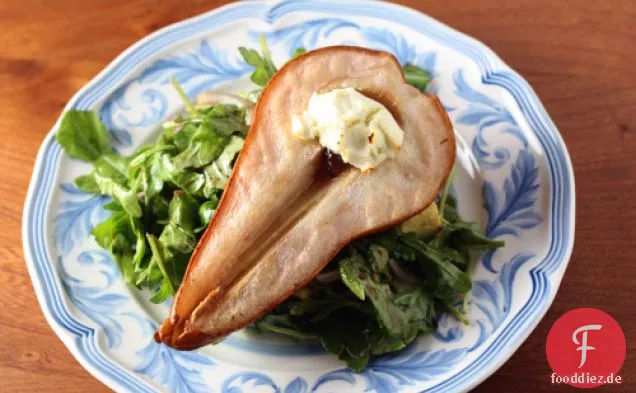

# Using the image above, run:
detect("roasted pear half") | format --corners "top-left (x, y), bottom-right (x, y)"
top-left (156, 46), bottom-right (456, 349)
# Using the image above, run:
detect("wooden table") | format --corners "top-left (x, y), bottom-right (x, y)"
top-left (1, 0), bottom-right (634, 391)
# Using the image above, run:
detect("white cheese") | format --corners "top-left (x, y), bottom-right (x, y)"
top-left (291, 88), bottom-right (404, 171)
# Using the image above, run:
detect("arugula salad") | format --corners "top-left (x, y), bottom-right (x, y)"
top-left (56, 37), bottom-right (503, 370)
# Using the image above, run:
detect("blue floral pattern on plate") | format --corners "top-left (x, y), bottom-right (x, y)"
top-left (23, 1), bottom-right (574, 392)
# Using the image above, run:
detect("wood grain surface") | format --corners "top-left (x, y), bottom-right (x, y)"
top-left (1, 0), bottom-right (634, 391)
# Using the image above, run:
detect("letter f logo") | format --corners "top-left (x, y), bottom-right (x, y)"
top-left (572, 324), bottom-right (602, 368)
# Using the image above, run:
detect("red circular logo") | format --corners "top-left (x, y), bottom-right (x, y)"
top-left (546, 308), bottom-right (626, 388)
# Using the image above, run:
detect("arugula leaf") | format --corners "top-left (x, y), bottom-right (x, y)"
top-left (403, 64), bottom-right (432, 92)
top-left (390, 242), bottom-right (418, 261)
top-left (369, 333), bottom-right (412, 356)
top-left (130, 153), bottom-right (164, 205)
top-left (172, 122), bottom-right (230, 170)
top-left (172, 123), bottom-right (197, 152)
top-left (400, 236), bottom-right (472, 297)
top-left (315, 308), bottom-right (375, 371)
top-left (93, 172), bottom-right (142, 217)
top-left (139, 191), bottom-right (200, 303)
top-left (171, 76), bottom-right (197, 114)
top-left (201, 135), bottom-right (244, 195)
top-left (198, 197), bottom-right (219, 227)
top-left (251, 314), bottom-right (318, 341)
top-left (392, 283), bottom-right (436, 333)
top-left (292, 47), bottom-right (307, 58)
top-left (74, 173), bottom-right (100, 193)
top-left (75, 152), bottom-right (142, 217)
top-left (239, 34), bottom-right (277, 87)
top-left (131, 216), bottom-right (147, 271)
top-left (339, 256), bottom-right (366, 300)
top-left (56, 110), bottom-right (111, 162)
top-left (146, 234), bottom-right (175, 303)
top-left (169, 104), bottom-right (246, 172)
top-left (157, 191), bottom-right (199, 256)
top-left (171, 171), bottom-right (206, 197)
top-left (202, 104), bottom-right (248, 136)
top-left (57, 78), bottom-right (247, 307)
top-left (91, 207), bottom-right (136, 284)
top-left (368, 244), bottom-right (389, 273)
top-left (338, 249), bottom-right (432, 339)
top-left (94, 153), bottom-right (129, 184)
top-left (150, 153), bottom-right (204, 196)
top-left (433, 222), bottom-right (505, 250)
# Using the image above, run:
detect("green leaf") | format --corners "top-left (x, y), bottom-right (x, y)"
top-left (172, 122), bottom-right (230, 170)
top-left (238, 47), bottom-right (263, 67)
top-left (151, 275), bottom-right (175, 304)
top-left (94, 153), bottom-right (130, 184)
top-left (251, 313), bottom-right (318, 340)
top-left (433, 222), bottom-right (505, 250)
top-left (403, 64), bottom-right (432, 92)
top-left (259, 34), bottom-right (277, 75)
top-left (170, 170), bottom-right (206, 196)
top-left (339, 255), bottom-right (366, 301)
top-left (366, 282), bottom-right (413, 338)
top-left (173, 104), bottom-right (247, 171)
top-left (102, 200), bottom-right (122, 212)
top-left (401, 236), bottom-right (472, 296)
top-left (341, 352), bottom-right (370, 372)
top-left (202, 135), bottom-right (244, 194)
top-left (390, 242), bottom-right (418, 261)
top-left (393, 283), bottom-right (436, 331)
top-left (316, 309), bottom-right (375, 371)
top-left (150, 194), bottom-right (170, 223)
top-left (171, 77), bottom-right (197, 113)
top-left (131, 216), bottom-right (147, 271)
top-left (204, 105), bottom-right (249, 136)
top-left (132, 154), bottom-right (165, 204)
top-left (91, 208), bottom-right (136, 284)
top-left (146, 234), bottom-right (175, 303)
top-left (439, 191), bottom-right (461, 223)
top-left (154, 191), bottom-right (199, 259)
top-left (74, 173), bottom-right (100, 193)
top-left (250, 67), bottom-right (273, 87)
top-left (369, 330), bottom-right (412, 356)
top-left (93, 172), bottom-right (142, 217)
top-left (239, 34), bottom-right (277, 87)
top-left (368, 244), bottom-right (389, 273)
top-left (168, 191), bottom-right (199, 230)
top-left (152, 153), bottom-right (204, 196)
top-left (159, 225), bottom-right (196, 255)
top-left (338, 250), bottom-right (419, 338)
top-left (292, 47), bottom-right (307, 58)
top-left (56, 110), bottom-right (111, 162)
top-left (129, 144), bottom-right (175, 170)
top-left (198, 197), bottom-right (219, 227)
top-left (455, 225), bottom-right (505, 249)
top-left (173, 124), bottom-right (197, 152)
top-left (92, 209), bottom-right (130, 249)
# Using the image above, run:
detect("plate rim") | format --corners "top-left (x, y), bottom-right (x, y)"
top-left (22, 0), bottom-right (576, 392)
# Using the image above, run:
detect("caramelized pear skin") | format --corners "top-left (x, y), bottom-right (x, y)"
top-left (155, 46), bottom-right (456, 349)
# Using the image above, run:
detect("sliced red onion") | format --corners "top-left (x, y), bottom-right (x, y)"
top-left (388, 258), bottom-right (421, 284)
top-left (315, 270), bottom-right (341, 284)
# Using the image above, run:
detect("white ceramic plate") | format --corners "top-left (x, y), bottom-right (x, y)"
top-left (23, 1), bottom-right (575, 392)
